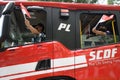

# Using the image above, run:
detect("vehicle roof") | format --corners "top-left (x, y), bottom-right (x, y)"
top-left (0, 1), bottom-right (120, 11)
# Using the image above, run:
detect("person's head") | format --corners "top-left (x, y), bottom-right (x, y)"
top-left (98, 23), bottom-right (107, 32)
top-left (99, 26), bottom-right (106, 30)
top-left (35, 23), bottom-right (44, 33)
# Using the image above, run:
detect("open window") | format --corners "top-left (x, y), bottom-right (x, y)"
top-left (80, 13), bottom-right (119, 48)
top-left (1, 5), bottom-right (47, 48)
top-left (21, 6), bottom-right (47, 44)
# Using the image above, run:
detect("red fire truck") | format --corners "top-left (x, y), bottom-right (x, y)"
top-left (0, 1), bottom-right (120, 80)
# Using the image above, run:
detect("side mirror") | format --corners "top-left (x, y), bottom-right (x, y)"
top-left (2, 2), bottom-right (15, 14)
top-left (0, 2), bottom-right (15, 42)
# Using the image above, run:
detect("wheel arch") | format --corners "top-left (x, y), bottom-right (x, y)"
top-left (37, 76), bottom-right (76, 80)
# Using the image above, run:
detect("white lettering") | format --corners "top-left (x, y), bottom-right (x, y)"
top-left (96, 50), bottom-right (103, 59)
top-left (58, 23), bottom-right (71, 32)
top-left (111, 48), bottom-right (117, 57)
top-left (65, 24), bottom-right (71, 32)
top-left (89, 48), bottom-right (117, 61)
top-left (58, 23), bottom-right (66, 30)
top-left (89, 51), bottom-right (95, 61)
top-left (104, 49), bottom-right (111, 59)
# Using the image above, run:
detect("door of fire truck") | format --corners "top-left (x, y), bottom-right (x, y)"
top-left (0, 2), bottom-right (54, 80)
top-left (74, 10), bottom-right (120, 79)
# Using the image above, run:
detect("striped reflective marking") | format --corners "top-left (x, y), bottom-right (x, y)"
top-left (51, 55), bottom-right (86, 68)
top-left (0, 62), bottom-right (38, 77)
top-left (0, 55), bottom-right (87, 80)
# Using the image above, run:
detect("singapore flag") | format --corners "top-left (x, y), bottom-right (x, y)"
top-left (94, 14), bottom-right (114, 28)
top-left (20, 3), bottom-right (31, 18)
top-left (98, 14), bottom-right (114, 23)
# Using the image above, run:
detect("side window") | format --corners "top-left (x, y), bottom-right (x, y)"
top-left (80, 13), bottom-right (119, 48)
top-left (1, 12), bottom-right (23, 48)
top-left (22, 10), bottom-right (47, 44)
top-left (1, 7), bottom-right (47, 48)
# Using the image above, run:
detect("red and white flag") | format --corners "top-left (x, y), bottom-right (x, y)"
top-left (99, 14), bottom-right (114, 23)
top-left (94, 14), bottom-right (114, 28)
top-left (20, 3), bottom-right (31, 18)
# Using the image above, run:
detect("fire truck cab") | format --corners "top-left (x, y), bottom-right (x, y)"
top-left (0, 1), bottom-right (120, 80)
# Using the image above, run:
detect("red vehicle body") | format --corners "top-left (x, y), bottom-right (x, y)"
top-left (0, 1), bottom-right (120, 80)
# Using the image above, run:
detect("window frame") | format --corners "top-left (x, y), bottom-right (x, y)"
top-left (76, 10), bottom-right (120, 49)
